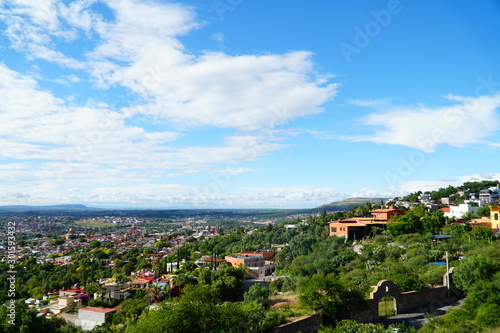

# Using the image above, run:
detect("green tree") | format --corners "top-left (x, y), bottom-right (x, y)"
top-left (153, 240), bottom-right (169, 249)
top-left (125, 284), bottom-right (280, 333)
top-left (244, 283), bottom-right (270, 307)
top-left (319, 320), bottom-right (416, 332)
top-left (89, 240), bottom-right (101, 249)
top-left (300, 275), bottom-right (365, 324)
top-left (470, 227), bottom-right (494, 242)
top-left (476, 205), bottom-right (490, 218)
top-left (0, 300), bottom-right (64, 332)
top-left (453, 254), bottom-right (500, 293)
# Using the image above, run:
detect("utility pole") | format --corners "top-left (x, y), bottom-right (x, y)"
top-left (446, 251), bottom-right (450, 296)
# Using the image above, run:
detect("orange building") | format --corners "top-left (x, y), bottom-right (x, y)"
top-left (238, 249), bottom-right (275, 260)
top-left (224, 255), bottom-right (265, 268)
top-left (369, 208), bottom-right (404, 220)
top-left (329, 208), bottom-right (404, 240)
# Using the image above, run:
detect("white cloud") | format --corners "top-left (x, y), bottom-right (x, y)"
top-left (210, 32), bottom-right (225, 43)
top-left (306, 130), bottom-right (337, 140)
top-left (1, 0), bottom-right (337, 131)
top-left (347, 98), bottom-right (389, 108)
top-left (0, 63), bottom-right (292, 206)
top-left (0, 0), bottom-right (339, 208)
top-left (350, 94), bottom-right (500, 152)
top-left (392, 173), bottom-right (500, 197)
top-left (53, 74), bottom-right (83, 86)
top-left (1, 0), bottom-right (85, 68)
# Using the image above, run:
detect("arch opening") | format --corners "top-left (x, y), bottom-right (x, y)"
top-left (378, 295), bottom-right (396, 318)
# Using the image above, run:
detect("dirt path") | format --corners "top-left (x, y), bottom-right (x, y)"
top-left (379, 298), bottom-right (466, 329)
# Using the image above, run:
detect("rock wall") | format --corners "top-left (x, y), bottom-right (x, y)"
top-left (351, 268), bottom-right (463, 323)
top-left (274, 314), bottom-right (322, 333)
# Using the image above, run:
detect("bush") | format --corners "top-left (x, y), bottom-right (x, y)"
top-left (453, 254), bottom-right (500, 293)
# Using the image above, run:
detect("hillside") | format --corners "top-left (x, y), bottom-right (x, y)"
top-left (0, 204), bottom-right (101, 211)
top-left (316, 197), bottom-right (389, 211)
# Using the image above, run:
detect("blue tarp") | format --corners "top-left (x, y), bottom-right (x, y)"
top-left (433, 235), bottom-right (453, 239)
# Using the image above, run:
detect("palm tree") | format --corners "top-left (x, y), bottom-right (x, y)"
top-left (146, 284), bottom-right (162, 303)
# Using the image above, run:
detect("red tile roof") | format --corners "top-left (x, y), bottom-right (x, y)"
top-left (80, 306), bottom-right (116, 314)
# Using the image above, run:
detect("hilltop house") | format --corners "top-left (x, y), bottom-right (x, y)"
top-left (443, 203), bottom-right (480, 219)
top-left (479, 187), bottom-right (499, 205)
top-left (238, 249), bottom-right (275, 260)
top-left (329, 208), bottom-right (404, 240)
top-left (225, 253), bottom-right (274, 278)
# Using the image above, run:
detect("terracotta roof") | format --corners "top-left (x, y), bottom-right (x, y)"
top-left (131, 277), bottom-right (154, 284)
top-left (332, 218), bottom-right (387, 224)
top-left (80, 307), bottom-right (116, 314)
top-left (370, 209), bottom-right (401, 213)
top-left (332, 223), bottom-right (368, 227)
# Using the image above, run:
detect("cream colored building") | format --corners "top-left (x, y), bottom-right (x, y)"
top-left (491, 206), bottom-right (500, 229)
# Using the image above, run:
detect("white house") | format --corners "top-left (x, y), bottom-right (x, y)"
top-left (444, 203), bottom-right (480, 219)
top-left (418, 194), bottom-right (431, 202)
top-left (78, 306), bottom-right (116, 331)
top-left (479, 187), bottom-right (499, 205)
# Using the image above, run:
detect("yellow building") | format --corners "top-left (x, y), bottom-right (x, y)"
top-left (491, 206), bottom-right (500, 229)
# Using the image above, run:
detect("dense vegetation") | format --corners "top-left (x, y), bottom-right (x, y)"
top-left (2, 181), bottom-right (500, 332)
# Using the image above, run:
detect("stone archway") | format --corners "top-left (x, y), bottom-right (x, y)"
top-left (370, 280), bottom-right (401, 315)
top-left (350, 269), bottom-right (462, 323)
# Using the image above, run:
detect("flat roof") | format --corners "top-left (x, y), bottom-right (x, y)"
top-left (80, 306), bottom-right (116, 314)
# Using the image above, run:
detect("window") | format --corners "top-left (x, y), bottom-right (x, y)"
top-left (331, 227), bottom-right (337, 232)
top-left (495, 213), bottom-right (499, 221)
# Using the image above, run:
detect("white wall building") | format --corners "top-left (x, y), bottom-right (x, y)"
top-left (444, 203), bottom-right (480, 219)
top-left (479, 187), bottom-right (499, 205)
top-left (78, 307), bottom-right (116, 331)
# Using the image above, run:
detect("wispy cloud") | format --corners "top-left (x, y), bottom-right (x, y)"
top-left (347, 98), bottom-right (389, 108)
top-left (306, 130), bottom-right (338, 140)
top-left (396, 173), bottom-right (500, 195)
top-left (348, 94), bottom-right (500, 152)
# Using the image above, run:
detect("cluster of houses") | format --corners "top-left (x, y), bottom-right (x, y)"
top-left (329, 202), bottom-right (500, 240)
top-left (25, 286), bottom-right (117, 331)
top-left (24, 247), bottom-right (277, 330)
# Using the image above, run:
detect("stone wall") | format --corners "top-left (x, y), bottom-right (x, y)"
top-left (274, 314), bottom-right (322, 333)
top-left (350, 268), bottom-right (463, 323)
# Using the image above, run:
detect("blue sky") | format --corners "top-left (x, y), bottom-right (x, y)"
top-left (1, 0), bottom-right (500, 208)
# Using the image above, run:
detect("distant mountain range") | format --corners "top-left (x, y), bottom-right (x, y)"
top-left (316, 197), bottom-right (389, 211)
top-left (0, 197), bottom-right (389, 216)
top-left (0, 204), bottom-right (102, 211)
